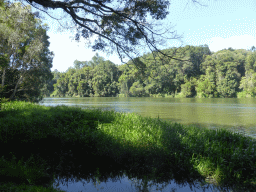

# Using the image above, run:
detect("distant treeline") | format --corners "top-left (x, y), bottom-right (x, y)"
top-left (44, 45), bottom-right (256, 98)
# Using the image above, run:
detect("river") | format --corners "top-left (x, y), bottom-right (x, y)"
top-left (40, 97), bottom-right (256, 139)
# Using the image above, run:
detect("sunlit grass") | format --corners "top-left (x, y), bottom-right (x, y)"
top-left (1, 101), bottom-right (256, 191)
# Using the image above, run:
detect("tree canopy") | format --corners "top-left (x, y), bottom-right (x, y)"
top-left (15, 0), bottom-right (203, 65)
top-left (47, 46), bottom-right (256, 98)
top-left (0, 0), bottom-right (53, 103)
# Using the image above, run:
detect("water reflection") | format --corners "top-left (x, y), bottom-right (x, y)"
top-left (52, 173), bottom-right (225, 192)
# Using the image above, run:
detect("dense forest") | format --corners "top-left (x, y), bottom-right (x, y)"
top-left (46, 45), bottom-right (256, 98)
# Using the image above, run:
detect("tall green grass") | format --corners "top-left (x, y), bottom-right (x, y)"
top-left (1, 101), bottom-right (256, 191)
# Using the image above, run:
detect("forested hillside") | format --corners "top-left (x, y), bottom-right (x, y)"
top-left (47, 45), bottom-right (256, 98)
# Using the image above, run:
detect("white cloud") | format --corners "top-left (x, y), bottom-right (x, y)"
top-left (209, 35), bottom-right (256, 52)
top-left (48, 32), bottom-right (95, 72)
top-left (48, 32), bottom-right (122, 72)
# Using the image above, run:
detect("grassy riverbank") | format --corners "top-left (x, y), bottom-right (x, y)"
top-left (1, 101), bottom-right (256, 191)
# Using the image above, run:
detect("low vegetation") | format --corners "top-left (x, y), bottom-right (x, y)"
top-left (1, 101), bottom-right (256, 191)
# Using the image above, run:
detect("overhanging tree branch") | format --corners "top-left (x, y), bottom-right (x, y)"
top-left (20, 0), bottom-right (206, 66)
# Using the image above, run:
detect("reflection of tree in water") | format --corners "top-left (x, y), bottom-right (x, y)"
top-left (128, 175), bottom-right (170, 192)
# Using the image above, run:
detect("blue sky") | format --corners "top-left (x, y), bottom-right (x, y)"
top-left (37, 0), bottom-right (256, 72)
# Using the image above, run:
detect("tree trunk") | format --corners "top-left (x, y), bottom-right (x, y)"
top-left (1, 67), bottom-right (6, 88)
top-left (0, 67), bottom-right (6, 110)
top-left (10, 74), bottom-right (23, 100)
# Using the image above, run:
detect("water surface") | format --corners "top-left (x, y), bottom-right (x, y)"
top-left (40, 97), bottom-right (256, 139)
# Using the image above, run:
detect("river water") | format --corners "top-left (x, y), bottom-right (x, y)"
top-left (39, 97), bottom-right (256, 192)
top-left (40, 97), bottom-right (256, 138)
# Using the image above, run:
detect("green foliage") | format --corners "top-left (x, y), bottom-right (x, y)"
top-left (129, 80), bottom-right (147, 97)
top-left (73, 59), bottom-right (88, 70)
top-left (0, 1), bottom-right (53, 102)
top-left (237, 91), bottom-right (253, 98)
top-left (212, 50), bottom-right (243, 98)
top-left (179, 76), bottom-right (198, 98)
top-left (239, 72), bottom-right (256, 97)
top-left (196, 77), bottom-right (211, 98)
top-left (237, 52), bottom-right (256, 98)
top-left (185, 44), bottom-right (211, 78)
top-left (50, 54), bottom-right (119, 97)
top-left (46, 46), bottom-right (256, 99)
top-left (0, 54), bottom-right (9, 69)
top-left (92, 60), bottom-right (119, 97)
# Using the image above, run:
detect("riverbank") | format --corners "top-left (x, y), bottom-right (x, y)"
top-left (49, 92), bottom-right (256, 98)
top-left (1, 101), bottom-right (256, 191)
